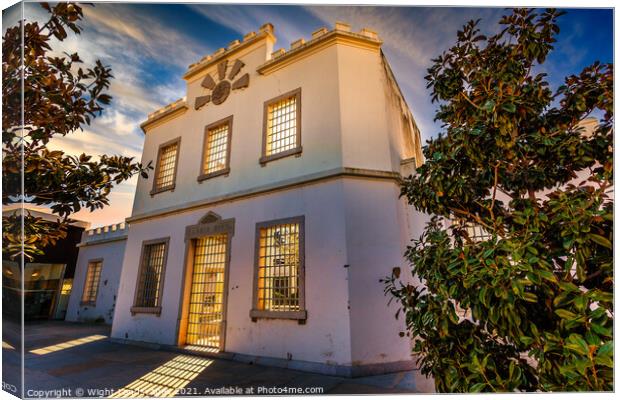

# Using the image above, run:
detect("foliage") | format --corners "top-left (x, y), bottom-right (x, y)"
top-left (2, 2), bottom-right (151, 260)
top-left (383, 8), bottom-right (612, 392)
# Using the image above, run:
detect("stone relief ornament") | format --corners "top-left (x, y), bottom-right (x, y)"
top-left (195, 59), bottom-right (249, 110)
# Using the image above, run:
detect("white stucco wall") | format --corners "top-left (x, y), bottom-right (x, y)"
top-left (66, 235), bottom-right (127, 324)
top-left (113, 180), bottom-right (353, 365)
top-left (132, 36), bottom-right (344, 218)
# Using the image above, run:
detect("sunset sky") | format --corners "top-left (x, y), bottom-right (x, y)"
top-left (2, 2), bottom-right (613, 228)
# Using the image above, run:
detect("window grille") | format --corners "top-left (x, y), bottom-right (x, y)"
top-left (201, 118), bottom-right (232, 177)
top-left (154, 141), bottom-right (179, 190)
top-left (135, 241), bottom-right (168, 309)
top-left (465, 224), bottom-right (492, 242)
top-left (264, 90), bottom-right (301, 158)
top-left (81, 261), bottom-right (102, 305)
top-left (256, 220), bottom-right (302, 312)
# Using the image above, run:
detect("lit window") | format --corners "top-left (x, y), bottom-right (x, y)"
top-left (81, 260), bottom-right (102, 305)
top-left (199, 116), bottom-right (232, 181)
top-left (261, 88), bottom-right (301, 163)
top-left (60, 279), bottom-right (73, 295)
top-left (251, 216), bottom-right (306, 321)
top-left (151, 138), bottom-right (180, 194)
top-left (132, 239), bottom-right (169, 315)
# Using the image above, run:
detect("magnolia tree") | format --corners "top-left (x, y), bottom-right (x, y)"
top-left (2, 2), bottom-right (150, 259)
top-left (383, 9), bottom-right (612, 392)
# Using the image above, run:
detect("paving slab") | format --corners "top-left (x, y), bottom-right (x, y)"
top-left (2, 320), bottom-right (430, 397)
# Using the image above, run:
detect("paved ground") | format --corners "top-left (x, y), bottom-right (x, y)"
top-left (2, 320), bottom-right (432, 398)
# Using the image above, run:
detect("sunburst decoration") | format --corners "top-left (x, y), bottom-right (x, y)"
top-left (195, 59), bottom-right (249, 110)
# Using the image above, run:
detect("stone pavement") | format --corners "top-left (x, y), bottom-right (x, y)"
top-left (2, 320), bottom-right (433, 398)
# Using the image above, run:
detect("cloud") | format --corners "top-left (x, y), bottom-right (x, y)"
top-left (82, 4), bottom-right (208, 68)
top-left (189, 4), bottom-right (313, 49)
top-left (302, 6), bottom-right (505, 142)
top-left (18, 2), bottom-right (203, 225)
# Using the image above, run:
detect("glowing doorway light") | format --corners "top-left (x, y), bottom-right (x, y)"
top-left (29, 334), bottom-right (107, 355)
top-left (2, 341), bottom-right (15, 350)
top-left (109, 355), bottom-right (213, 398)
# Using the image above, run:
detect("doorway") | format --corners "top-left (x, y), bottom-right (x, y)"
top-left (185, 234), bottom-right (228, 349)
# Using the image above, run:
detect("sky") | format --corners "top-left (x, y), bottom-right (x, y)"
top-left (2, 2), bottom-right (613, 228)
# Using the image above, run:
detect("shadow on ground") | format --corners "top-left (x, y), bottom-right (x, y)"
top-left (2, 320), bottom-right (431, 397)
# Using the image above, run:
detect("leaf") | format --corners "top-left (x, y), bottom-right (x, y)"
top-left (588, 233), bottom-right (612, 249)
top-left (482, 99), bottom-right (496, 112)
top-left (538, 269), bottom-right (558, 283)
top-left (555, 309), bottom-right (577, 320)
top-left (565, 335), bottom-right (589, 356)
top-left (470, 382), bottom-right (487, 392)
top-left (597, 341), bottom-right (613, 358)
top-left (501, 103), bottom-right (516, 113)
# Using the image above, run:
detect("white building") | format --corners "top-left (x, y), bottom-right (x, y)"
top-left (71, 22), bottom-right (431, 382)
top-left (65, 223), bottom-right (128, 324)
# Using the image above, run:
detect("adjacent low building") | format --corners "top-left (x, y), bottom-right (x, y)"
top-left (65, 223), bottom-right (128, 324)
top-left (68, 22), bottom-right (430, 385)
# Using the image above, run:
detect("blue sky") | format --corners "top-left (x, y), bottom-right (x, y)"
top-left (3, 3), bottom-right (613, 227)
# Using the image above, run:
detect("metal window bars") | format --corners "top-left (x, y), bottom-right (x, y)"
top-left (155, 143), bottom-right (178, 189)
top-left (203, 124), bottom-right (229, 174)
top-left (257, 222), bottom-right (300, 311)
top-left (266, 95), bottom-right (297, 156)
top-left (135, 243), bottom-right (167, 308)
top-left (185, 234), bottom-right (227, 348)
top-left (81, 261), bottom-right (102, 304)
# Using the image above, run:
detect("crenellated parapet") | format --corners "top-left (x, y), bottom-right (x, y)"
top-left (140, 21), bottom-right (382, 131)
top-left (79, 222), bottom-right (129, 247)
top-left (258, 21), bottom-right (381, 74)
top-left (184, 23), bottom-right (275, 80)
top-left (140, 97), bottom-right (188, 132)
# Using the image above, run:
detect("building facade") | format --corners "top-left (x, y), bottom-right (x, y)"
top-left (65, 223), bottom-right (128, 324)
top-left (81, 22), bottom-right (429, 381)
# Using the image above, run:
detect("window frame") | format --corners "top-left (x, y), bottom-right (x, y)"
top-left (260, 88), bottom-right (302, 165)
top-left (250, 215), bottom-right (307, 322)
top-left (150, 137), bottom-right (181, 196)
top-left (131, 237), bottom-right (170, 316)
top-left (197, 115), bottom-right (233, 182)
top-left (80, 258), bottom-right (103, 306)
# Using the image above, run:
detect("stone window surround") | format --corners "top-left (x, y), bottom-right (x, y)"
top-left (150, 137), bottom-right (181, 196)
top-left (250, 215), bottom-right (307, 323)
top-left (197, 115), bottom-right (233, 182)
top-left (260, 88), bottom-right (303, 165)
top-left (131, 237), bottom-right (171, 316)
top-left (80, 258), bottom-right (103, 306)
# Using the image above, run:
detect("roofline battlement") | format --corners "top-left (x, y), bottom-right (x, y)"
top-left (140, 22), bottom-right (383, 132)
top-left (257, 22), bottom-right (382, 75)
top-left (79, 222), bottom-right (128, 247)
top-left (183, 23), bottom-right (275, 81)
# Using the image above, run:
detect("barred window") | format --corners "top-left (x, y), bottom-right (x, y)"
top-left (465, 224), bottom-right (492, 242)
top-left (261, 88), bottom-right (301, 163)
top-left (81, 260), bottom-right (102, 305)
top-left (199, 117), bottom-right (232, 180)
top-left (152, 139), bottom-right (180, 194)
top-left (252, 217), bottom-right (306, 320)
top-left (133, 239), bottom-right (169, 314)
